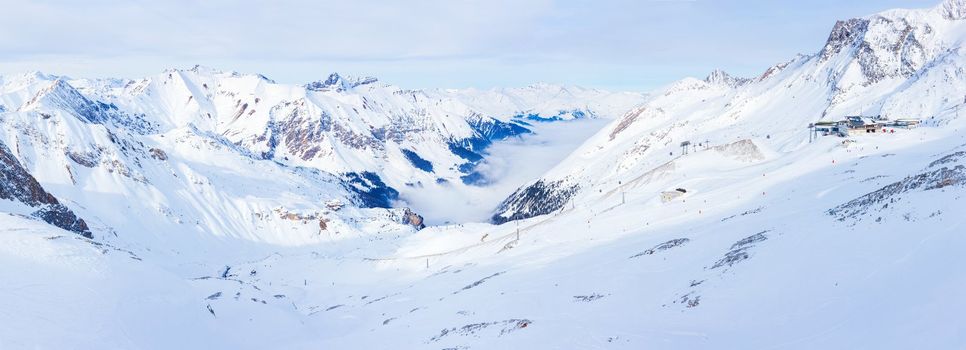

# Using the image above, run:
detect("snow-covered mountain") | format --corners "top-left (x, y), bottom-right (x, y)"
top-left (2, 1), bottom-right (966, 349)
top-left (67, 67), bottom-right (644, 189)
top-left (493, 0), bottom-right (966, 223)
top-left (0, 67), bottom-right (645, 245)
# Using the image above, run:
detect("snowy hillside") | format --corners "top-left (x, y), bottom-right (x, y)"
top-left (2, 0), bottom-right (966, 349)
top-left (493, 0), bottom-right (966, 223)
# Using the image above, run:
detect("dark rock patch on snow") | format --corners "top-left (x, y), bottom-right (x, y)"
top-left (0, 141), bottom-right (91, 237)
top-left (491, 178), bottom-right (579, 224)
top-left (629, 238), bottom-right (690, 258)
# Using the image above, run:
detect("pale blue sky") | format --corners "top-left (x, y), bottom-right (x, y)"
top-left (0, 0), bottom-right (939, 91)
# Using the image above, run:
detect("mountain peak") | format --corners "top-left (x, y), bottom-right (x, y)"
top-left (704, 69), bottom-right (749, 87)
top-left (819, 18), bottom-right (869, 61)
top-left (20, 70), bottom-right (59, 82)
top-left (1, 71), bottom-right (61, 90)
top-left (162, 65), bottom-right (221, 75)
top-left (159, 65), bottom-right (274, 83)
top-left (188, 64), bottom-right (223, 75)
top-left (17, 78), bottom-right (123, 124)
top-left (18, 78), bottom-right (80, 111)
top-left (526, 82), bottom-right (562, 90)
top-left (305, 72), bottom-right (379, 92)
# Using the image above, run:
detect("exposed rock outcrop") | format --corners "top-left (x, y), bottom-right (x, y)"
top-left (821, 18), bottom-right (870, 61)
top-left (491, 178), bottom-right (579, 224)
top-left (401, 208), bottom-right (425, 230)
top-left (0, 141), bottom-right (91, 237)
top-left (829, 152), bottom-right (966, 221)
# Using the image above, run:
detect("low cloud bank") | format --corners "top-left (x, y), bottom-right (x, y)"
top-left (401, 118), bottom-right (609, 225)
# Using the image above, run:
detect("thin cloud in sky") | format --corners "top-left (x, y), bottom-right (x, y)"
top-left (0, 0), bottom-right (940, 90)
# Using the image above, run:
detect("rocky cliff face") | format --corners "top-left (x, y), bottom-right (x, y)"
top-left (0, 141), bottom-right (91, 237)
top-left (820, 18), bottom-right (870, 61)
top-left (818, 1), bottom-right (966, 86)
